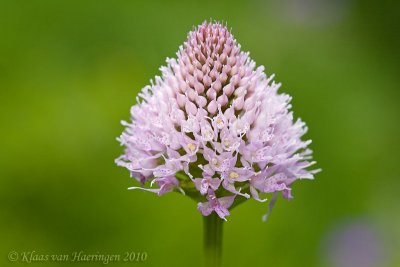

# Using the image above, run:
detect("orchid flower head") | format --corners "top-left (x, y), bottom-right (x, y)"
top-left (116, 21), bottom-right (320, 221)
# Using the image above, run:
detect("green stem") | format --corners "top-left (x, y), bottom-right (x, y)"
top-left (203, 213), bottom-right (224, 267)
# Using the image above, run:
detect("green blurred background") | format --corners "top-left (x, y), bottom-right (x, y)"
top-left (1, 1), bottom-right (399, 266)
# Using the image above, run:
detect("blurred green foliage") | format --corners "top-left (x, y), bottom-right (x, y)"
top-left (1, 1), bottom-right (399, 266)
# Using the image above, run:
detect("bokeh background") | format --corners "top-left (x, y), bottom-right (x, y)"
top-left (1, 1), bottom-right (399, 266)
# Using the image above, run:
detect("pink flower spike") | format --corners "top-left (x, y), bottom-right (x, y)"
top-left (116, 21), bottom-right (319, 221)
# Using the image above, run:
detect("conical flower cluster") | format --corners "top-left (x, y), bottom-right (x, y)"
top-left (116, 21), bottom-right (319, 220)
